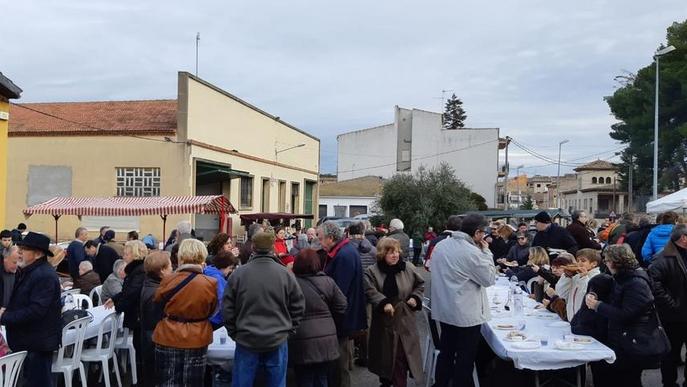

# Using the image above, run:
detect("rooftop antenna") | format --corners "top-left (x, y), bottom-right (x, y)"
top-left (195, 32), bottom-right (200, 77)
top-left (433, 89), bottom-right (454, 109)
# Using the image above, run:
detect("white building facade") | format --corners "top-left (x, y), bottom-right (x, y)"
top-left (337, 107), bottom-right (501, 207)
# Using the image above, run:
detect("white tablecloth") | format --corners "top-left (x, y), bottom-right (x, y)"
top-left (63, 305), bottom-right (116, 345)
top-left (207, 327), bottom-right (236, 371)
top-left (481, 282), bottom-right (616, 371)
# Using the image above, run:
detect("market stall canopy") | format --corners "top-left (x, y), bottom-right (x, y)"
top-left (24, 195), bottom-right (236, 217)
top-left (646, 188), bottom-right (687, 214)
top-left (239, 212), bottom-right (314, 225)
top-left (24, 195), bottom-right (236, 242)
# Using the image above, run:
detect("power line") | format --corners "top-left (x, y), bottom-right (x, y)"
top-left (11, 103), bottom-right (182, 144)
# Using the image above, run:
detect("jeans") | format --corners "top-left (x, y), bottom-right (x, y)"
top-left (434, 323), bottom-right (481, 387)
top-left (21, 351), bottom-right (53, 387)
top-left (232, 342), bottom-right (288, 387)
top-left (294, 362), bottom-right (330, 387)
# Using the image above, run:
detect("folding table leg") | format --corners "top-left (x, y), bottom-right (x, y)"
top-left (534, 371), bottom-right (540, 387)
top-left (576, 366), bottom-right (582, 387)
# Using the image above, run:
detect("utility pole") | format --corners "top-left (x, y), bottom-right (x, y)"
top-left (556, 139), bottom-right (569, 209)
top-left (628, 157), bottom-right (634, 213)
top-left (504, 137), bottom-right (511, 209)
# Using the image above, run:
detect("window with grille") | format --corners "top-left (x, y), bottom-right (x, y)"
top-left (240, 176), bottom-right (254, 208)
top-left (116, 167), bottom-right (160, 197)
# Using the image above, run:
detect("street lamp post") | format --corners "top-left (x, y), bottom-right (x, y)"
top-left (516, 165), bottom-right (524, 207)
top-left (653, 45), bottom-right (676, 201)
top-left (556, 140), bottom-right (569, 209)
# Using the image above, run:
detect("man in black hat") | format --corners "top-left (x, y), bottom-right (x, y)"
top-left (532, 211), bottom-right (579, 255)
top-left (0, 232), bottom-right (61, 386)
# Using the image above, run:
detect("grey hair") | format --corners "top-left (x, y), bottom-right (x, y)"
top-left (3, 245), bottom-right (18, 258)
top-left (75, 227), bottom-right (88, 238)
top-left (248, 223), bottom-right (264, 240)
top-left (79, 260), bottom-right (93, 271)
top-left (176, 220), bottom-right (192, 235)
top-left (319, 222), bottom-right (343, 242)
top-left (112, 259), bottom-right (126, 275)
top-left (671, 224), bottom-right (687, 243)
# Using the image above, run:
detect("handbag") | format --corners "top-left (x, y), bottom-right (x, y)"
top-left (617, 275), bottom-right (671, 367)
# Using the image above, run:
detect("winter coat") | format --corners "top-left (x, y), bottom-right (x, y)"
top-left (140, 274), bottom-right (163, 332)
top-left (364, 262), bottom-right (424, 383)
top-left (424, 231), bottom-right (453, 270)
top-left (92, 244), bottom-right (120, 283)
top-left (505, 243), bottom-right (530, 266)
top-left (100, 273), bottom-right (123, 302)
top-left (571, 302), bottom-right (608, 343)
top-left (349, 237), bottom-right (376, 270)
top-left (113, 259), bottom-right (145, 329)
top-left (365, 231), bottom-right (379, 247)
top-left (596, 269), bottom-right (654, 353)
top-left (505, 265), bottom-right (538, 283)
top-left (648, 240), bottom-right (687, 323)
top-left (430, 231), bottom-right (496, 327)
top-left (642, 224), bottom-right (674, 262)
top-left (1, 257), bottom-right (62, 352)
top-left (625, 225), bottom-right (654, 264)
top-left (532, 223), bottom-right (579, 255)
top-left (106, 241), bottom-right (125, 259)
top-left (223, 253), bottom-right (305, 352)
top-left (290, 273), bottom-right (347, 365)
top-left (74, 270), bottom-right (102, 296)
top-left (387, 230), bottom-right (411, 260)
top-left (153, 265), bottom-right (218, 349)
top-left (323, 239), bottom-right (368, 337)
top-left (566, 221), bottom-right (602, 250)
top-left (488, 235), bottom-right (509, 260)
top-left (203, 265), bottom-right (227, 326)
top-left (66, 239), bottom-right (87, 280)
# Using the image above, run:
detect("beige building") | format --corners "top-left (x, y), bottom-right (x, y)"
top-left (560, 160), bottom-right (626, 218)
top-left (319, 175), bottom-right (383, 217)
top-left (6, 72), bottom-right (320, 242)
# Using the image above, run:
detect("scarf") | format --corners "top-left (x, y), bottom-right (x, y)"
top-left (378, 260), bottom-right (406, 299)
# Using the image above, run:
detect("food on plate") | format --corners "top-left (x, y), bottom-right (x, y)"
top-left (505, 331), bottom-right (526, 341)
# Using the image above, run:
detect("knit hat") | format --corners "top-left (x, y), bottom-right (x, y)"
top-left (389, 218), bottom-right (404, 230)
top-left (534, 211), bottom-right (552, 224)
top-left (253, 231), bottom-right (275, 252)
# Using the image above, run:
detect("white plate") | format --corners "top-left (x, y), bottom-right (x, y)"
top-left (503, 331), bottom-right (527, 342)
top-left (494, 323), bottom-right (517, 330)
top-left (554, 340), bottom-right (584, 351)
top-left (548, 321), bottom-right (570, 328)
top-left (512, 341), bottom-right (541, 350)
top-left (536, 313), bottom-right (559, 320)
top-left (565, 335), bottom-right (595, 345)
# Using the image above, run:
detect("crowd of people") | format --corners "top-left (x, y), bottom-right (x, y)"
top-left (0, 208), bottom-right (685, 387)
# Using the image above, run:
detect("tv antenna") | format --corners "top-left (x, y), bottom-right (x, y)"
top-left (195, 32), bottom-right (200, 76)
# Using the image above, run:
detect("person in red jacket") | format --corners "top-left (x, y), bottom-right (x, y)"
top-left (274, 227), bottom-right (294, 269)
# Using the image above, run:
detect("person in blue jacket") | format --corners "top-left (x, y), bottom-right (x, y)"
top-left (319, 221), bottom-right (367, 387)
top-left (642, 211), bottom-right (678, 262)
top-left (203, 249), bottom-right (238, 330)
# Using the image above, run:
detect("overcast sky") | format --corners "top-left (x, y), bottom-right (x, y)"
top-left (3, 1), bottom-right (685, 176)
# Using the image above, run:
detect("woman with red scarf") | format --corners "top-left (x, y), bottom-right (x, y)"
top-left (274, 227), bottom-right (294, 269)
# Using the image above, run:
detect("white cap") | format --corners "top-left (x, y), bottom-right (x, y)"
top-left (389, 218), bottom-right (404, 230)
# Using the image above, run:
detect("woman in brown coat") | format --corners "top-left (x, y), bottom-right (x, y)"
top-left (152, 239), bottom-right (218, 386)
top-left (364, 238), bottom-right (425, 387)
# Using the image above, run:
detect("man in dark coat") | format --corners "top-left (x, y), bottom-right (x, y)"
top-left (532, 211), bottom-right (578, 255)
top-left (0, 246), bottom-right (19, 308)
top-left (566, 210), bottom-right (601, 250)
top-left (85, 239), bottom-right (120, 282)
top-left (319, 222), bottom-right (367, 387)
top-left (0, 232), bottom-right (61, 386)
top-left (74, 260), bottom-right (102, 296)
top-left (648, 224), bottom-right (687, 387)
top-left (66, 226), bottom-right (89, 280)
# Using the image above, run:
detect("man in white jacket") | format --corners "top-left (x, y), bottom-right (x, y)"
top-left (554, 248), bottom-right (601, 320)
top-left (431, 214), bottom-right (496, 387)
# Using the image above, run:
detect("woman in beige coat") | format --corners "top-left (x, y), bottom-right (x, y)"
top-left (364, 237), bottom-right (425, 387)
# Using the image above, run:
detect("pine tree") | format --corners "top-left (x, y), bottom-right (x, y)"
top-left (442, 94), bottom-right (467, 129)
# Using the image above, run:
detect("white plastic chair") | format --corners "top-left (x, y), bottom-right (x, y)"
top-left (0, 351), bottom-right (27, 387)
top-left (72, 294), bottom-right (93, 310)
top-left (81, 313), bottom-right (122, 387)
top-left (114, 321), bottom-right (137, 384)
top-left (89, 286), bottom-right (103, 306)
top-left (53, 315), bottom-right (92, 387)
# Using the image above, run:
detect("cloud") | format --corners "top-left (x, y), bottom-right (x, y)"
top-left (2, 0), bottom-right (685, 176)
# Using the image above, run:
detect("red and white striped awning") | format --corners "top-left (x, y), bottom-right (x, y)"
top-left (23, 196), bottom-right (236, 217)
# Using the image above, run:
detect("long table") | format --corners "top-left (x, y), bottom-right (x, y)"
top-left (481, 279), bottom-right (616, 386)
top-left (62, 305), bottom-right (236, 369)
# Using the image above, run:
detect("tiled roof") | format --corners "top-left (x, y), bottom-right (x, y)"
top-left (9, 99), bottom-right (177, 136)
top-left (574, 160), bottom-right (617, 171)
top-left (320, 176), bottom-right (384, 197)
